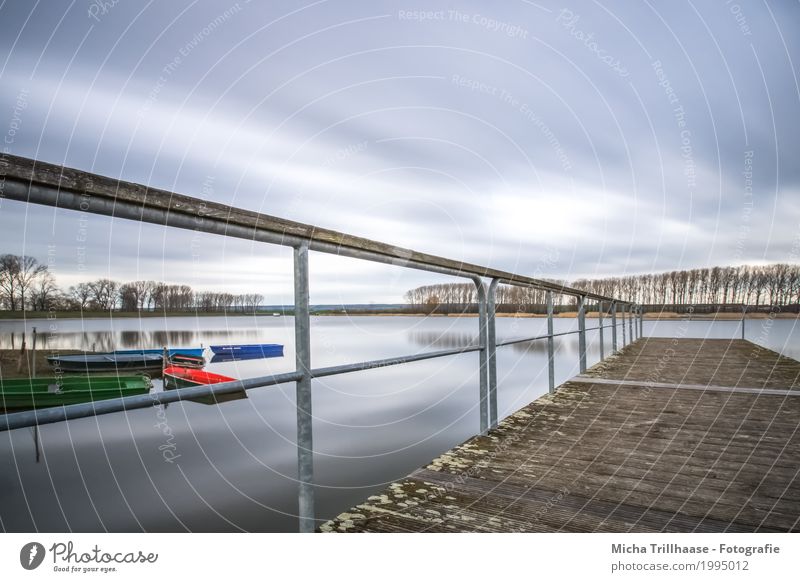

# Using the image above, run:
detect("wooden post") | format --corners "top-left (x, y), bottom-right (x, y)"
top-left (32, 327), bottom-right (37, 379)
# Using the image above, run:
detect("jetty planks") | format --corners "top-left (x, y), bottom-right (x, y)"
top-left (321, 338), bottom-right (800, 532)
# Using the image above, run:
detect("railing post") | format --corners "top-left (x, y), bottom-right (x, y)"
top-left (546, 291), bottom-right (555, 393)
top-left (293, 241), bottom-right (315, 532)
top-left (578, 295), bottom-right (587, 373)
top-left (639, 305), bottom-right (644, 338)
top-left (621, 304), bottom-right (627, 346)
top-left (637, 305), bottom-right (641, 339)
top-left (474, 278), bottom-right (489, 435)
top-left (487, 278), bottom-right (500, 429)
top-left (598, 301), bottom-right (604, 361)
top-left (611, 301), bottom-right (618, 352)
top-left (741, 304), bottom-right (746, 340)
top-left (629, 303), bottom-right (635, 341)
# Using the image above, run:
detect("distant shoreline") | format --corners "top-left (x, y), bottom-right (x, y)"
top-left (0, 310), bottom-right (797, 321)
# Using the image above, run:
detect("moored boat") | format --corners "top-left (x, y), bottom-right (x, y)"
top-left (47, 353), bottom-right (165, 373)
top-left (162, 366), bottom-right (245, 405)
top-left (168, 353), bottom-right (205, 369)
top-left (162, 366), bottom-right (235, 389)
top-left (209, 351), bottom-right (282, 363)
top-left (112, 347), bottom-right (204, 358)
top-left (0, 375), bottom-right (152, 411)
top-left (209, 344), bottom-right (283, 357)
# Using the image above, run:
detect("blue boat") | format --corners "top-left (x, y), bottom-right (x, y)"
top-left (47, 353), bottom-right (165, 373)
top-left (209, 344), bottom-right (283, 357)
top-left (210, 350), bottom-right (283, 363)
top-left (112, 348), bottom-right (205, 358)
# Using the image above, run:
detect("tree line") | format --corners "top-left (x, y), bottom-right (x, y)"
top-left (571, 264), bottom-right (799, 306)
top-left (0, 254), bottom-right (264, 313)
top-left (404, 282), bottom-right (559, 313)
top-left (405, 264), bottom-right (800, 310)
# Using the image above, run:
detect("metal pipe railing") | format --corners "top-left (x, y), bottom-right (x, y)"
top-left (612, 301), bottom-right (618, 351)
top-left (578, 296), bottom-right (587, 373)
top-left (546, 291), bottom-right (555, 393)
top-left (622, 303), bottom-right (628, 346)
top-left (629, 303), bottom-right (635, 340)
top-left (0, 154), bottom-right (638, 531)
top-left (487, 278), bottom-right (500, 429)
top-left (598, 301), bottom-right (605, 360)
top-left (640, 305), bottom-right (644, 338)
top-left (474, 277), bottom-right (490, 435)
top-left (293, 242), bottom-right (314, 532)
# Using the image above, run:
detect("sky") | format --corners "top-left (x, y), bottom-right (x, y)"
top-left (0, 0), bottom-right (798, 304)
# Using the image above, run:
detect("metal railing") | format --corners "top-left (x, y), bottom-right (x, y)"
top-left (0, 154), bottom-right (643, 531)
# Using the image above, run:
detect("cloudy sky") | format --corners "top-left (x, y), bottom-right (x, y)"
top-left (0, 1), bottom-right (798, 304)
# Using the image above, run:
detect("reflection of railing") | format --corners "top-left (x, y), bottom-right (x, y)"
top-left (0, 154), bottom-right (643, 531)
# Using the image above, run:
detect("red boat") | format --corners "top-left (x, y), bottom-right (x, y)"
top-left (162, 366), bottom-right (246, 405)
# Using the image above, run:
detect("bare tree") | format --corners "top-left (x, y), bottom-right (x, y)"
top-left (0, 254), bottom-right (20, 310)
top-left (88, 278), bottom-right (120, 310)
top-left (30, 271), bottom-right (60, 311)
top-left (68, 283), bottom-right (93, 310)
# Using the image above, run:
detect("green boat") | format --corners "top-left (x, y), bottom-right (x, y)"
top-left (0, 375), bottom-right (152, 412)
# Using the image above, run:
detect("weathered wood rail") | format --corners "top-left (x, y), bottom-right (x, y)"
top-left (322, 338), bottom-right (800, 532)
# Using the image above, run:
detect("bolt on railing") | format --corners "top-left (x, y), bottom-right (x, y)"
top-left (0, 154), bottom-right (641, 530)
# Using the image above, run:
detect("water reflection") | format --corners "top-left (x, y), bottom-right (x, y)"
top-left (408, 330), bottom-right (563, 355)
top-left (0, 329), bottom-right (260, 351)
top-left (1, 316), bottom-right (798, 533)
top-left (407, 330), bottom-right (477, 349)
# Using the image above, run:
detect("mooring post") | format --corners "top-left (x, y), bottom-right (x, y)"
top-left (741, 304), bottom-right (747, 340)
top-left (578, 295), bottom-right (587, 373)
top-left (487, 278), bottom-right (500, 429)
top-left (293, 241), bottom-right (315, 532)
top-left (547, 291), bottom-right (555, 393)
top-left (611, 301), bottom-right (618, 352)
top-left (32, 327), bottom-right (40, 463)
top-left (598, 301), bottom-right (604, 361)
top-left (32, 327), bottom-right (37, 379)
top-left (474, 278), bottom-right (489, 435)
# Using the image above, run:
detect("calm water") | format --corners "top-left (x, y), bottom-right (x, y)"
top-left (1, 315), bottom-right (798, 532)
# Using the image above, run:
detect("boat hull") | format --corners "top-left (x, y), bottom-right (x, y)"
top-left (112, 348), bottom-right (204, 357)
top-left (162, 366), bottom-right (245, 405)
top-left (209, 344), bottom-right (283, 357)
top-left (47, 353), bottom-right (165, 372)
top-left (0, 376), bottom-right (152, 411)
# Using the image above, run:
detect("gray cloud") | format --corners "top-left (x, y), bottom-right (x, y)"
top-left (1, 0), bottom-right (798, 302)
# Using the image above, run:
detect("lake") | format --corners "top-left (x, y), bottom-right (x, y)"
top-left (1, 314), bottom-right (798, 531)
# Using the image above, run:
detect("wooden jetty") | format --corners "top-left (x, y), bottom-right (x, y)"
top-left (321, 338), bottom-right (800, 532)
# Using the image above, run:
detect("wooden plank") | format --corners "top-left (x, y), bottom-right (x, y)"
top-left (572, 375), bottom-right (800, 395)
top-left (321, 339), bottom-right (800, 533)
